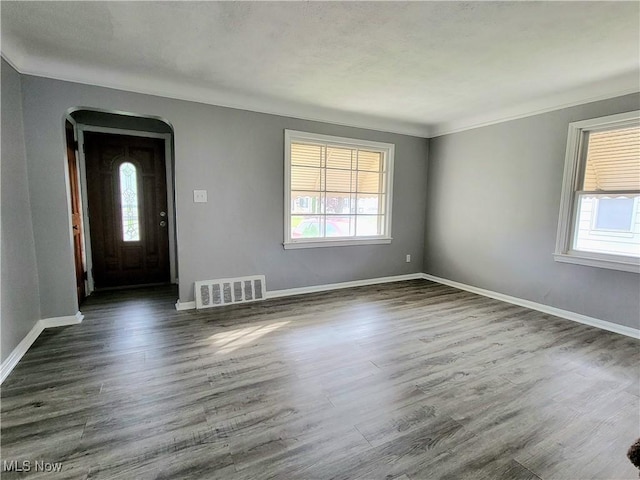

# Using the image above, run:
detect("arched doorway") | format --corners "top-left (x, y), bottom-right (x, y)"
top-left (65, 108), bottom-right (177, 299)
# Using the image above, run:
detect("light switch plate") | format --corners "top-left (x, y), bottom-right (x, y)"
top-left (193, 190), bottom-right (208, 203)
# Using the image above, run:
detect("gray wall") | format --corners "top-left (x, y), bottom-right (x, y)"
top-left (424, 93), bottom-right (640, 329)
top-left (4, 66), bottom-right (637, 341)
top-left (19, 75), bottom-right (428, 316)
top-left (1, 59), bottom-right (41, 362)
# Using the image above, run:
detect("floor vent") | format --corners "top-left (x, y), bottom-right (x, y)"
top-left (195, 275), bottom-right (266, 309)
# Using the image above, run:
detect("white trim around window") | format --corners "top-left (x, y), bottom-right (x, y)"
top-left (284, 130), bottom-right (394, 249)
top-left (554, 110), bottom-right (640, 273)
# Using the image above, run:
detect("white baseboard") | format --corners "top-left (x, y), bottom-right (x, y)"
top-left (40, 311), bottom-right (84, 328)
top-left (421, 274), bottom-right (640, 339)
top-left (0, 321), bottom-right (44, 384)
top-left (174, 273), bottom-right (424, 309)
top-left (175, 300), bottom-right (196, 311)
top-left (0, 311), bottom-right (84, 384)
top-left (4, 273), bottom-right (632, 385)
top-left (266, 273), bottom-right (424, 299)
top-left (172, 272), bottom-right (638, 339)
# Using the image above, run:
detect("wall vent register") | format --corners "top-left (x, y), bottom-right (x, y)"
top-left (195, 275), bottom-right (266, 309)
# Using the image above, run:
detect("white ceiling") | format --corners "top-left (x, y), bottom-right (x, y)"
top-left (2, 1), bottom-right (639, 137)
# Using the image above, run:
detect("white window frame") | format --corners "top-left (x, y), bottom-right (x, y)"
top-left (284, 130), bottom-right (394, 249)
top-left (554, 110), bottom-right (640, 273)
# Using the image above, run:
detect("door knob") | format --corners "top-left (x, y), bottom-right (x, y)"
top-left (160, 211), bottom-right (167, 217)
top-left (160, 220), bottom-right (167, 227)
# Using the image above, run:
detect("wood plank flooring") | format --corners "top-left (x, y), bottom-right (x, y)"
top-left (1, 280), bottom-right (638, 479)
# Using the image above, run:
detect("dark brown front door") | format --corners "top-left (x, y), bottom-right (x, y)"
top-left (66, 121), bottom-right (86, 304)
top-left (85, 132), bottom-right (170, 288)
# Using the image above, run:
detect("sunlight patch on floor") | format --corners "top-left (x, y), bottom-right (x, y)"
top-left (208, 321), bottom-right (290, 354)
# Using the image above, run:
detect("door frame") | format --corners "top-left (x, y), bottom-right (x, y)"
top-left (77, 125), bottom-right (177, 293)
top-left (64, 115), bottom-right (90, 303)
top-left (65, 118), bottom-right (87, 303)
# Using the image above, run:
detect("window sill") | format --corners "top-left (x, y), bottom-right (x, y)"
top-left (553, 252), bottom-right (640, 273)
top-left (284, 238), bottom-right (392, 249)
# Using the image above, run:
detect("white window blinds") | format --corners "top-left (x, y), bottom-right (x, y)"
top-left (583, 126), bottom-right (640, 192)
top-left (290, 144), bottom-right (384, 193)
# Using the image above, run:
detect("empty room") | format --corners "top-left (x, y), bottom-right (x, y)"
top-left (1, 1), bottom-right (639, 479)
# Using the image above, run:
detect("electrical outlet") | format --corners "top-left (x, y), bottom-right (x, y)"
top-left (193, 190), bottom-right (208, 203)
top-left (406, 254), bottom-right (411, 263)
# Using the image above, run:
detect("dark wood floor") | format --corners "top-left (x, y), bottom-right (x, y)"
top-left (1, 280), bottom-right (638, 479)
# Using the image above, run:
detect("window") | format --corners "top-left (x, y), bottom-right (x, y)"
top-left (592, 197), bottom-right (634, 232)
top-left (284, 130), bottom-right (394, 249)
top-left (119, 162), bottom-right (140, 242)
top-left (555, 111), bottom-right (640, 273)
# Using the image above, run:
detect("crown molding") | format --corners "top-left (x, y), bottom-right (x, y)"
top-left (431, 72), bottom-right (640, 137)
top-left (1, 46), bottom-right (432, 138)
top-left (3, 45), bottom-right (638, 140)
top-left (1, 50), bottom-right (23, 73)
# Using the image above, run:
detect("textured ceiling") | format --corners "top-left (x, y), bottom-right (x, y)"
top-left (2, 1), bottom-right (639, 136)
